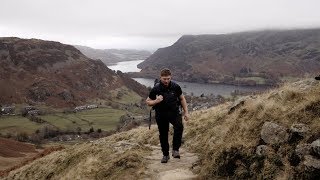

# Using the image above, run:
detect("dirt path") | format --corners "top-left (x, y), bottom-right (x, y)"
top-left (144, 145), bottom-right (198, 180)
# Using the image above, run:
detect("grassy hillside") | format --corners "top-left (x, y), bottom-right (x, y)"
top-left (3, 78), bottom-right (320, 179)
top-left (184, 78), bottom-right (320, 179)
top-left (0, 37), bottom-right (148, 108)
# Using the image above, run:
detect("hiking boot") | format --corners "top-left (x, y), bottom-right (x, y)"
top-left (172, 150), bottom-right (180, 159)
top-left (315, 75), bottom-right (320, 80)
top-left (161, 155), bottom-right (170, 163)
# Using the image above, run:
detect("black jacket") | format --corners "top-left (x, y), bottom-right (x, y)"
top-left (149, 81), bottom-right (182, 117)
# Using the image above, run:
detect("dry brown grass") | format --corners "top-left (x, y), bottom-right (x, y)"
top-left (3, 127), bottom-right (156, 180)
top-left (3, 78), bottom-right (320, 179)
top-left (183, 78), bottom-right (320, 179)
top-left (0, 146), bottom-right (63, 177)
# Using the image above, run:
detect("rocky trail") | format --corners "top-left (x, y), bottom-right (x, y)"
top-left (143, 145), bottom-right (198, 180)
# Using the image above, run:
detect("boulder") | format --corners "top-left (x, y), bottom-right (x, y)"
top-left (261, 122), bottom-right (289, 145)
top-left (289, 123), bottom-right (310, 143)
top-left (303, 155), bottom-right (320, 170)
top-left (311, 139), bottom-right (320, 158)
top-left (302, 155), bottom-right (320, 180)
top-left (295, 144), bottom-right (312, 159)
top-left (290, 123), bottom-right (310, 137)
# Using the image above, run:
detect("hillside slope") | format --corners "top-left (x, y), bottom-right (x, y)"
top-left (0, 138), bottom-right (37, 159)
top-left (137, 29), bottom-right (320, 86)
top-left (3, 78), bottom-right (320, 179)
top-left (0, 37), bottom-right (148, 107)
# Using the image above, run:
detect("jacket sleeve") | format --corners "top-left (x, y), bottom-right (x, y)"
top-left (148, 87), bottom-right (157, 100)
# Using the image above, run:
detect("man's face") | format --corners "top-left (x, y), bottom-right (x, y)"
top-left (160, 75), bottom-right (171, 87)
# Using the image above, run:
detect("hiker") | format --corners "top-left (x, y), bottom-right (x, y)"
top-left (146, 68), bottom-right (189, 163)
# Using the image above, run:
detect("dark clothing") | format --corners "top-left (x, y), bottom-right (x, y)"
top-left (156, 114), bottom-right (183, 156)
top-left (149, 81), bottom-right (182, 116)
top-left (149, 81), bottom-right (184, 156)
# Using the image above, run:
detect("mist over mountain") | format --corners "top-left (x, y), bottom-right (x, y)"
top-left (74, 45), bottom-right (151, 65)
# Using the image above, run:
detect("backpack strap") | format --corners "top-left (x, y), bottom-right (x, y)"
top-left (149, 108), bottom-right (152, 129)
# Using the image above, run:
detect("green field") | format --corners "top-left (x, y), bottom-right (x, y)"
top-left (235, 76), bottom-right (266, 85)
top-left (110, 87), bottom-right (143, 104)
top-left (40, 108), bottom-right (126, 132)
top-left (0, 116), bottom-right (43, 135)
top-left (0, 107), bottom-right (126, 135)
top-left (0, 86), bottom-right (146, 136)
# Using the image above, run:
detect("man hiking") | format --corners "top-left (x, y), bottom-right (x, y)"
top-left (146, 68), bottom-right (189, 163)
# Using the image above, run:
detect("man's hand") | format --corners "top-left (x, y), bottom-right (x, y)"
top-left (183, 112), bottom-right (189, 121)
top-left (155, 95), bottom-right (163, 104)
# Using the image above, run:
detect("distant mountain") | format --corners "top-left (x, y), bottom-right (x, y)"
top-left (74, 45), bottom-right (151, 65)
top-left (0, 37), bottom-right (148, 107)
top-left (137, 29), bottom-right (320, 86)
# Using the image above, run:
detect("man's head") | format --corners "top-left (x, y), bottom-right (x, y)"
top-left (160, 68), bottom-right (172, 87)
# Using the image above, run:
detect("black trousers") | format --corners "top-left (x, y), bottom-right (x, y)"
top-left (156, 113), bottom-right (184, 156)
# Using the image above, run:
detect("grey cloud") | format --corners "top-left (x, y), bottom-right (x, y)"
top-left (1, 0), bottom-right (320, 49)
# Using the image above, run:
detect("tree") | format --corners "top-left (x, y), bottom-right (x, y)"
top-left (76, 127), bottom-right (82, 134)
top-left (16, 132), bottom-right (29, 142)
top-left (89, 127), bottom-right (94, 133)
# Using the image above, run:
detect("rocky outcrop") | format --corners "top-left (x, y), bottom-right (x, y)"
top-left (311, 139), bottom-right (320, 158)
top-left (295, 144), bottom-right (312, 159)
top-left (303, 155), bottom-right (320, 179)
top-left (290, 123), bottom-right (310, 137)
top-left (257, 122), bottom-right (320, 179)
top-left (261, 122), bottom-right (289, 145)
top-left (303, 155), bottom-right (320, 169)
top-left (289, 123), bottom-right (310, 143)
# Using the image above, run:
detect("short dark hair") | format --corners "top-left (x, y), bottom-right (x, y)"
top-left (160, 68), bottom-right (171, 77)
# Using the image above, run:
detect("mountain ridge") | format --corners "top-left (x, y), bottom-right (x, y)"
top-left (137, 28), bottom-right (320, 86)
top-left (0, 37), bottom-right (148, 107)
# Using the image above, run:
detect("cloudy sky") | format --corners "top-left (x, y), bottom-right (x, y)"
top-left (1, 0), bottom-right (320, 50)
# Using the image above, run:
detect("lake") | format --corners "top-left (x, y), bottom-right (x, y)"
top-left (108, 60), bottom-right (268, 97)
top-left (108, 60), bottom-right (143, 72)
top-left (132, 78), bottom-right (267, 97)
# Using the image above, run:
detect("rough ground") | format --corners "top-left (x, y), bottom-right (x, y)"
top-left (144, 145), bottom-right (198, 180)
top-left (2, 79), bottom-right (320, 179)
top-left (0, 137), bottom-right (37, 158)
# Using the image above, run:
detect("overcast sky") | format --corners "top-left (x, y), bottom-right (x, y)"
top-left (1, 0), bottom-right (320, 50)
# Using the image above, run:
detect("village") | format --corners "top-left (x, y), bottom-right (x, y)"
top-left (0, 104), bottom-right (99, 116)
